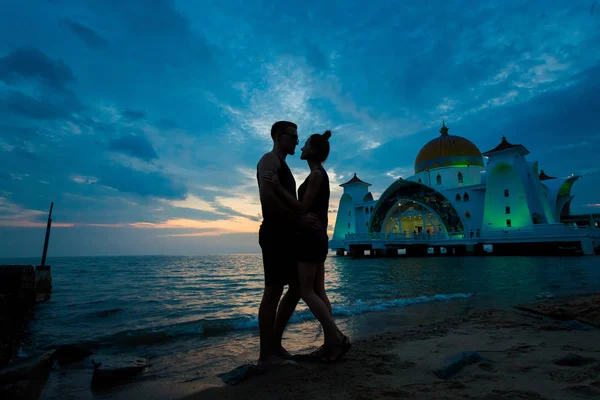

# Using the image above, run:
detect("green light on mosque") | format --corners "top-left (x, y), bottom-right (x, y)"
top-left (483, 206), bottom-right (530, 229)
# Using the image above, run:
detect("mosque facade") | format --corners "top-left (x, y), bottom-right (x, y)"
top-left (330, 123), bottom-right (599, 256)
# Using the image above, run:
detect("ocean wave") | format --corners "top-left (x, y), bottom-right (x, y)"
top-left (331, 293), bottom-right (473, 316)
top-left (90, 308), bottom-right (123, 318)
top-left (97, 292), bottom-right (472, 348)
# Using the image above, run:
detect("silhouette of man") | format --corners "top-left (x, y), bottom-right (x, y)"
top-left (256, 121), bottom-right (320, 363)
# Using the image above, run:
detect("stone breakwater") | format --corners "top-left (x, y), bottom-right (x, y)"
top-left (0, 265), bottom-right (52, 368)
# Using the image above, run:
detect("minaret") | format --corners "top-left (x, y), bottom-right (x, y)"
top-left (332, 173), bottom-right (372, 240)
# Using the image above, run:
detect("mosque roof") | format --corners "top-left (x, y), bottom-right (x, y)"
top-left (414, 121), bottom-right (484, 174)
top-left (539, 170), bottom-right (557, 181)
top-left (482, 136), bottom-right (530, 156)
top-left (340, 173), bottom-right (371, 187)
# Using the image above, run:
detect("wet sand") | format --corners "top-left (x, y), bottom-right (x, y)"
top-left (182, 293), bottom-right (600, 400)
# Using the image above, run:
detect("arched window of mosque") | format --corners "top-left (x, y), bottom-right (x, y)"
top-left (455, 193), bottom-right (461, 202)
top-left (370, 206), bottom-right (373, 213)
top-left (418, 178), bottom-right (422, 183)
top-left (463, 193), bottom-right (470, 202)
top-left (349, 210), bottom-right (351, 216)
top-left (458, 172), bottom-right (463, 184)
top-left (366, 221), bottom-right (369, 227)
top-left (436, 174), bottom-right (442, 185)
top-left (348, 223), bottom-right (351, 229)
top-left (365, 207), bottom-right (368, 214)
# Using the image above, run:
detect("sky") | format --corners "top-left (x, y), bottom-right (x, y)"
top-left (1, 0), bottom-right (599, 257)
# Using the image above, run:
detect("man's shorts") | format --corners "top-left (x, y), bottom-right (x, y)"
top-left (258, 224), bottom-right (298, 287)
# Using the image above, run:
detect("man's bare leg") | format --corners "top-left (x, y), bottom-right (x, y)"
top-left (258, 285), bottom-right (284, 362)
top-left (273, 285), bottom-right (301, 358)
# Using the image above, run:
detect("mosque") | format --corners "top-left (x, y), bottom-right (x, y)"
top-left (330, 122), bottom-right (600, 256)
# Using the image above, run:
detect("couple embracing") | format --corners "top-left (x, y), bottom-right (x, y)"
top-left (256, 121), bottom-right (351, 365)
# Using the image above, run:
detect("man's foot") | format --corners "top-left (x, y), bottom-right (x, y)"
top-left (257, 354), bottom-right (298, 370)
top-left (258, 354), bottom-right (293, 365)
top-left (275, 346), bottom-right (294, 360)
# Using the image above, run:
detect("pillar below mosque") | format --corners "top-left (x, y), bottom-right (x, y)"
top-left (385, 248), bottom-right (398, 257)
top-left (580, 238), bottom-right (595, 256)
top-left (350, 249), bottom-right (364, 258)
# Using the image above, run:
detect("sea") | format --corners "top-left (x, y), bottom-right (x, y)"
top-left (1, 254), bottom-right (599, 399)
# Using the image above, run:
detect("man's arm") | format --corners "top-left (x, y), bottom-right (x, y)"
top-left (257, 153), bottom-right (298, 224)
top-left (269, 170), bottom-right (322, 214)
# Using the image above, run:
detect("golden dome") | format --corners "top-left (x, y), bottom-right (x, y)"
top-left (414, 122), bottom-right (484, 174)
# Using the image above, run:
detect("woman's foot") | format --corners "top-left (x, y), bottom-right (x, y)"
top-left (320, 335), bottom-right (351, 364)
top-left (309, 344), bottom-right (327, 359)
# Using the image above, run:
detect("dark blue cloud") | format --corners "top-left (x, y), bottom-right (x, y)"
top-left (3, 90), bottom-right (71, 120)
top-left (10, 147), bottom-right (37, 161)
top-left (108, 134), bottom-right (158, 161)
top-left (303, 41), bottom-right (329, 70)
top-left (90, 0), bottom-right (192, 35)
top-left (0, 125), bottom-right (39, 144)
top-left (85, 0), bottom-right (215, 66)
top-left (121, 109), bottom-right (146, 121)
top-left (156, 119), bottom-right (178, 130)
top-left (0, 47), bottom-right (75, 89)
top-left (61, 18), bottom-right (109, 49)
top-left (83, 117), bottom-right (117, 136)
top-left (97, 165), bottom-right (186, 200)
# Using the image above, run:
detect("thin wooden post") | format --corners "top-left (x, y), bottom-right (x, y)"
top-left (40, 202), bottom-right (53, 267)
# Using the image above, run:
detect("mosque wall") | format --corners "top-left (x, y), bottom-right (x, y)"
top-left (354, 201), bottom-right (376, 234)
top-left (438, 186), bottom-right (486, 234)
top-left (410, 166), bottom-right (483, 189)
top-left (482, 163), bottom-right (532, 232)
top-left (528, 161), bottom-right (556, 224)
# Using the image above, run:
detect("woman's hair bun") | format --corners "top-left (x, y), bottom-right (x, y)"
top-left (322, 130), bottom-right (332, 140)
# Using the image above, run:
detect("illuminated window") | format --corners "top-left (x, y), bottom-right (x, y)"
top-left (506, 219), bottom-right (512, 227)
top-left (463, 192), bottom-right (470, 202)
top-left (504, 189), bottom-right (509, 197)
top-left (436, 174), bottom-right (442, 185)
top-left (457, 172), bottom-right (463, 183)
top-left (455, 193), bottom-right (461, 202)
top-left (505, 206), bottom-right (511, 214)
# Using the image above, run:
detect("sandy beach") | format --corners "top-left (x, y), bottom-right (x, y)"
top-left (183, 293), bottom-right (600, 400)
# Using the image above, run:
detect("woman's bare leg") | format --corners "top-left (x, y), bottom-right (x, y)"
top-left (313, 262), bottom-right (332, 315)
top-left (298, 262), bottom-right (343, 345)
